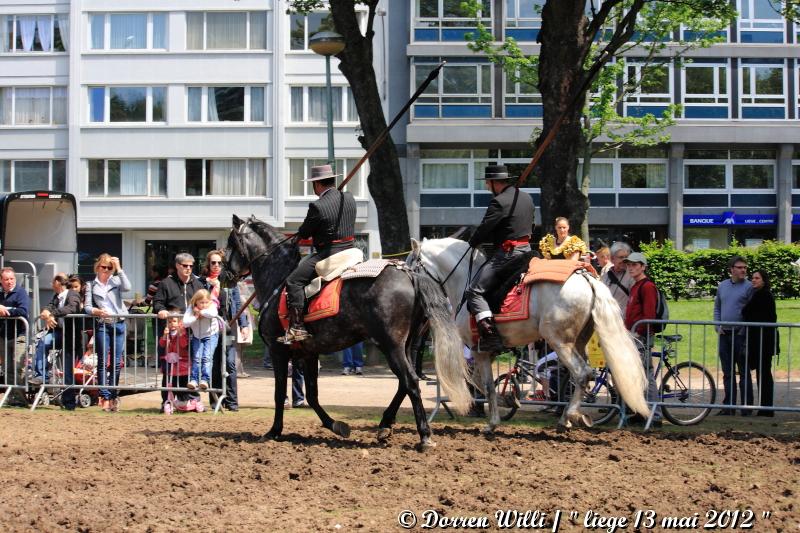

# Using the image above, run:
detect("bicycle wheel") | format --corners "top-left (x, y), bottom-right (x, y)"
top-left (558, 373), bottom-right (620, 426)
top-left (493, 373), bottom-right (521, 421)
top-left (660, 362), bottom-right (716, 426)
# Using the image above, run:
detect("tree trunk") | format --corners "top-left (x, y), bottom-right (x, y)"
top-left (537, 1), bottom-right (591, 235)
top-left (330, 0), bottom-right (410, 255)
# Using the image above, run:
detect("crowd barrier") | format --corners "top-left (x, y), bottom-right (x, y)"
top-left (428, 320), bottom-right (800, 428)
top-left (0, 314), bottom-right (229, 413)
top-left (0, 317), bottom-right (30, 408)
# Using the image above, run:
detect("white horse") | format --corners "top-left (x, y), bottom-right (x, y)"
top-left (408, 237), bottom-right (650, 432)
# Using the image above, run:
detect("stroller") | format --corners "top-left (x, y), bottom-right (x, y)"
top-left (72, 351), bottom-right (100, 408)
top-left (161, 332), bottom-right (204, 415)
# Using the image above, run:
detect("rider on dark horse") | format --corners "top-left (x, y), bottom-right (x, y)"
top-left (282, 164), bottom-right (357, 344)
top-left (466, 164), bottom-right (535, 354)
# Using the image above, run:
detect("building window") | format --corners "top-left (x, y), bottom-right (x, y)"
top-left (88, 86), bottom-right (167, 123)
top-left (186, 86), bottom-right (266, 123)
top-left (289, 86), bottom-right (358, 123)
top-left (504, 0), bottom-right (544, 41)
top-left (1, 14), bottom-right (68, 53)
top-left (413, 0), bottom-right (491, 42)
top-left (682, 60), bottom-right (729, 119)
top-left (185, 159), bottom-right (269, 197)
top-left (624, 60), bottom-right (672, 117)
top-left (0, 160), bottom-right (66, 192)
top-left (186, 12), bottom-right (267, 51)
top-left (413, 58), bottom-right (493, 119)
top-left (737, 0), bottom-right (784, 43)
top-left (684, 149), bottom-right (776, 190)
top-left (576, 162), bottom-right (615, 189)
top-left (0, 87), bottom-right (67, 126)
top-left (504, 70), bottom-right (542, 118)
top-left (288, 158), bottom-right (365, 198)
top-left (739, 60), bottom-right (785, 118)
top-left (793, 164), bottom-right (800, 189)
top-left (422, 162), bottom-right (470, 190)
top-left (620, 163), bottom-right (667, 189)
top-left (88, 159), bottom-right (167, 197)
top-left (89, 13), bottom-right (167, 50)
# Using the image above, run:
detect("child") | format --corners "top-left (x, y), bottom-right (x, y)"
top-left (182, 290), bottom-right (219, 391)
top-left (158, 308), bottom-right (193, 410)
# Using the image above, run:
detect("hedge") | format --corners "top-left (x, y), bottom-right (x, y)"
top-left (640, 240), bottom-right (800, 299)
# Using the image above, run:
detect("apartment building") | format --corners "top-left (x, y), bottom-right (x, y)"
top-left (388, 0), bottom-right (800, 251)
top-left (0, 0), bottom-right (382, 291)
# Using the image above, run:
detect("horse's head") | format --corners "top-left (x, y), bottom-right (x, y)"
top-left (221, 214), bottom-right (301, 291)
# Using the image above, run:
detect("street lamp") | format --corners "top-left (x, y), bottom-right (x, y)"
top-left (309, 31), bottom-right (346, 170)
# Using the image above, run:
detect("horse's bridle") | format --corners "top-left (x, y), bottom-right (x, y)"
top-left (409, 245), bottom-right (477, 317)
top-left (227, 220), bottom-right (294, 281)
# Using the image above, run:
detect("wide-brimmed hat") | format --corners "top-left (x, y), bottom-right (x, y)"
top-left (303, 164), bottom-right (341, 182)
top-left (624, 252), bottom-right (648, 266)
top-left (476, 164), bottom-right (512, 180)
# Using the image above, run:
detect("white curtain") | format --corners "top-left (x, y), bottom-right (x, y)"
top-left (208, 160), bottom-right (246, 195)
top-left (188, 87), bottom-right (202, 121)
top-left (207, 88), bottom-right (219, 121)
top-left (90, 14), bottom-right (104, 49)
top-left (56, 14), bottom-right (69, 51)
top-left (120, 160), bottom-right (148, 195)
top-left (289, 159), bottom-right (305, 196)
top-left (207, 13), bottom-right (246, 49)
top-left (249, 12), bottom-right (266, 49)
top-left (309, 87), bottom-right (341, 121)
top-left (346, 88), bottom-right (358, 122)
top-left (646, 163), bottom-right (666, 188)
top-left (36, 16), bottom-right (51, 52)
top-left (110, 14), bottom-right (146, 49)
top-left (577, 163), bottom-right (614, 188)
top-left (290, 87), bottom-right (303, 121)
top-left (0, 16), bottom-right (9, 53)
top-left (250, 87), bottom-right (264, 121)
top-left (152, 14), bottom-right (167, 49)
top-left (52, 87), bottom-right (67, 124)
top-left (186, 13), bottom-right (204, 50)
top-left (19, 16), bottom-right (37, 52)
top-left (0, 88), bottom-right (11, 124)
top-left (422, 163), bottom-right (468, 189)
top-left (15, 87), bottom-right (50, 124)
top-left (247, 159), bottom-right (267, 196)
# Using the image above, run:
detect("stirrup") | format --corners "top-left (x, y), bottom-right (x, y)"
top-left (278, 327), bottom-right (312, 345)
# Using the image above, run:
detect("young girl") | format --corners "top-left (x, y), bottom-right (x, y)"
top-left (182, 290), bottom-right (220, 391)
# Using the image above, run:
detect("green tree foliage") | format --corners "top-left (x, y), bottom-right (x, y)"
top-left (641, 241), bottom-right (800, 299)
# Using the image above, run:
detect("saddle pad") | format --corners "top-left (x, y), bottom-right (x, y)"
top-left (469, 283), bottom-right (532, 342)
top-left (279, 278), bottom-right (344, 330)
top-left (340, 259), bottom-right (399, 280)
top-left (522, 257), bottom-right (596, 285)
top-left (315, 248), bottom-right (364, 281)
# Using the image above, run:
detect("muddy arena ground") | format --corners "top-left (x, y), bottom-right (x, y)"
top-left (1, 368), bottom-right (799, 532)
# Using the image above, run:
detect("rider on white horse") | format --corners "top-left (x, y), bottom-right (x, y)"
top-left (466, 165), bottom-right (535, 354)
top-left (283, 164), bottom-right (356, 344)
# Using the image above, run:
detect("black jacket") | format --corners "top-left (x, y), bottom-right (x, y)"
top-left (297, 187), bottom-right (356, 252)
top-left (43, 290), bottom-right (83, 346)
top-left (152, 274), bottom-right (206, 314)
top-left (469, 184), bottom-right (535, 247)
top-left (742, 287), bottom-right (779, 361)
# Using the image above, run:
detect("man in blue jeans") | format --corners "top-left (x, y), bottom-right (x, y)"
top-left (341, 342), bottom-right (364, 375)
top-left (714, 256), bottom-right (754, 416)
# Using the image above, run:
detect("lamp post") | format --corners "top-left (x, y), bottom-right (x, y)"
top-left (309, 31), bottom-right (346, 171)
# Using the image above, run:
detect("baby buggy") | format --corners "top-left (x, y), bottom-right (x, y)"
top-left (161, 347), bottom-right (204, 415)
top-left (72, 352), bottom-right (100, 408)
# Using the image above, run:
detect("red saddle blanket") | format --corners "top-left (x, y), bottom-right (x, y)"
top-left (469, 283), bottom-right (532, 341)
top-left (522, 257), bottom-right (596, 285)
top-left (278, 278), bottom-right (344, 330)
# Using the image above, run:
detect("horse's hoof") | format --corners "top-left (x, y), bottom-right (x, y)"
top-left (262, 430), bottom-right (281, 441)
top-left (376, 427), bottom-right (392, 441)
top-left (332, 421), bottom-right (351, 439)
top-left (580, 414), bottom-right (594, 428)
top-left (480, 424), bottom-right (496, 435)
top-left (417, 439), bottom-right (437, 452)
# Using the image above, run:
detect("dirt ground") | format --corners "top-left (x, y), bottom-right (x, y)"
top-left (1, 368), bottom-right (799, 532)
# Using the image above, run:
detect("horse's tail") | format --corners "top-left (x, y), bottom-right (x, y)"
top-left (584, 274), bottom-right (651, 417)
top-left (413, 274), bottom-right (471, 415)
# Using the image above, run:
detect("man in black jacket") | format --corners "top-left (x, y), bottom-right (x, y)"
top-left (283, 164), bottom-right (356, 343)
top-left (466, 165), bottom-right (535, 354)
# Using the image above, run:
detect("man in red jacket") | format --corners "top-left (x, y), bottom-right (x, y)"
top-left (623, 252), bottom-right (662, 426)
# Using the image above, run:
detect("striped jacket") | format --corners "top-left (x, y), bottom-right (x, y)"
top-left (297, 187), bottom-right (356, 252)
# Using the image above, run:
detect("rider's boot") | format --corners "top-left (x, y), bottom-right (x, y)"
top-left (280, 307), bottom-right (312, 344)
top-left (476, 317), bottom-right (504, 355)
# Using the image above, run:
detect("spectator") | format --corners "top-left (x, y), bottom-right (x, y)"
top-left (595, 246), bottom-right (611, 275)
top-left (714, 255), bottom-right (754, 416)
top-left (341, 342), bottom-right (364, 375)
top-left (153, 253), bottom-right (205, 405)
top-left (742, 269), bottom-right (778, 417)
top-left (623, 252), bottom-right (662, 426)
top-left (29, 274), bottom-right (82, 408)
top-left (158, 309), bottom-right (197, 411)
top-left (67, 275), bottom-right (86, 310)
top-left (144, 265), bottom-right (167, 309)
top-left (182, 289), bottom-right (219, 391)
top-left (0, 267), bottom-right (30, 406)
top-left (601, 242), bottom-right (634, 317)
top-left (539, 217), bottom-right (588, 260)
top-left (289, 359), bottom-right (306, 408)
top-left (85, 254), bottom-right (131, 413)
top-left (201, 250), bottom-right (248, 411)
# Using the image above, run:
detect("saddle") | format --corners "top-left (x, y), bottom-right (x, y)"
top-left (304, 248), bottom-right (364, 299)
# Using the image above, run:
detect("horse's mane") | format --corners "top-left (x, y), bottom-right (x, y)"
top-left (247, 217), bottom-right (285, 246)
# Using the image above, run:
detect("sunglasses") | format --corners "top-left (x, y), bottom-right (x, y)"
top-left (98, 265), bottom-right (114, 271)
top-left (180, 264), bottom-right (194, 268)
top-left (210, 261), bottom-right (223, 266)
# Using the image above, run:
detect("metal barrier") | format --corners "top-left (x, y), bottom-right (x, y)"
top-left (8, 313), bottom-right (230, 413)
top-left (631, 319), bottom-right (800, 429)
top-left (0, 316), bottom-right (30, 407)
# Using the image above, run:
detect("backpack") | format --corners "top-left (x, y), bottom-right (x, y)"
top-left (645, 279), bottom-right (669, 333)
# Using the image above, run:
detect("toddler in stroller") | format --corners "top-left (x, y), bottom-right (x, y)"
top-left (159, 310), bottom-right (204, 414)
